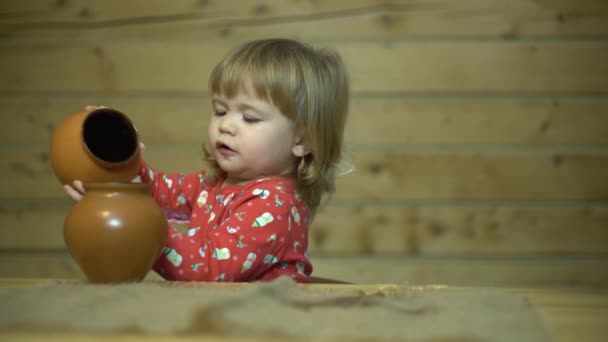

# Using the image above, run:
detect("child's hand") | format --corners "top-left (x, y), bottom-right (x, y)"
top-left (64, 180), bottom-right (85, 202)
top-left (63, 142), bottom-right (145, 202)
top-left (85, 105), bottom-right (106, 111)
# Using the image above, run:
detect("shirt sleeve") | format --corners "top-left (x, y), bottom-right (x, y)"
top-left (137, 160), bottom-right (206, 222)
top-left (152, 187), bottom-right (311, 283)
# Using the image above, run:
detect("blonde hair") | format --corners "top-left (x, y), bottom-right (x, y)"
top-left (205, 38), bottom-right (350, 219)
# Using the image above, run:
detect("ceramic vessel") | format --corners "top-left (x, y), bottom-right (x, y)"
top-left (64, 182), bottom-right (167, 283)
top-left (50, 108), bottom-right (141, 185)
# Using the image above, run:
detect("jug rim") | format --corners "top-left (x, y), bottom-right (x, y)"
top-left (81, 108), bottom-right (140, 168)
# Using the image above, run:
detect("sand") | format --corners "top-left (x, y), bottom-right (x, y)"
top-left (0, 277), bottom-right (550, 341)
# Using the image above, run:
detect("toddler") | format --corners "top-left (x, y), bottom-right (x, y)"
top-left (65, 38), bottom-right (350, 283)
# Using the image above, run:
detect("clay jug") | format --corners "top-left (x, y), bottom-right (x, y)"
top-left (50, 108), bottom-right (141, 185)
top-left (64, 182), bottom-right (167, 283)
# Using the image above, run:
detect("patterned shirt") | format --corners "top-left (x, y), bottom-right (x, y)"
top-left (138, 161), bottom-right (313, 283)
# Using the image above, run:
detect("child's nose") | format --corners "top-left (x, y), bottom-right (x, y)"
top-left (218, 114), bottom-right (237, 135)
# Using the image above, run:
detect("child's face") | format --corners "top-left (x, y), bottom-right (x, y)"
top-left (208, 79), bottom-right (300, 185)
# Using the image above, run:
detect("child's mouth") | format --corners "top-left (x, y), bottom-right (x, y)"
top-left (216, 142), bottom-right (235, 155)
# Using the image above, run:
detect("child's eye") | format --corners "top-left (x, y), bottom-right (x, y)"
top-left (214, 111), bottom-right (227, 116)
top-left (243, 115), bottom-right (260, 123)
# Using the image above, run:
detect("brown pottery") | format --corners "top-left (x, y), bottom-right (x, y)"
top-left (50, 108), bottom-right (141, 185)
top-left (64, 182), bottom-right (168, 283)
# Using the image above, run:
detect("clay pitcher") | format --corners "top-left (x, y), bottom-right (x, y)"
top-left (50, 108), bottom-right (141, 185)
top-left (64, 182), bottom-right (167, 283)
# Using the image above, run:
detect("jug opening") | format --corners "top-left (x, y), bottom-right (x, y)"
top-left (82, 109), bottom-right (138, 164)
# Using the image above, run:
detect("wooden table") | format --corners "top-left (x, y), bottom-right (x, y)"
top-left (1, 278), bottom-right (606, 341)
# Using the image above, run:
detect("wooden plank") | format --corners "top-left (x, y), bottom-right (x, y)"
top-left (1, 250), bottom-right (607, 288)
top-left (0, 250), bottom-right (82, 279)
top-left (0, 333), bottom-right (252, 342)
top-left (348, 97), bottom-right (608, 146)
top-left (0, 206), bottom-right (67, 250)
top-left (341, 150), bottom-right (608, 201)
top-left (1, 41), bottom-right (607, 93)
top-left (2, 204), bottom-right (607, 255)
top-left (312, 255), bottom-right (608, 288)
top-left (1, 0), bottom-right (607, 38)
top-left (311, 205), bottom-right (608, 255)
top-left (540, 306), bottom-right (608, 342)
top-left (1, 147), bottom-right (607, 201)
top-left (2, 97), bottom-right (608, 146)
top-left (0, 286), bottom-right (606, 342)
top-left (499, 288), bottom-right (608, 342)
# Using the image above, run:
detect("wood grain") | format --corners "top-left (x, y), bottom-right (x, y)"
top-left (531, 288), bottom-right (608, 342)
top-left (311, 204), bottom-right (608, 255)
top-left (1, 0), bottom-right (607, 38)
top-left (2, 0), bottom-right (607, 290)
top-left (0, 282), bottom-right (606, 342)
top-left (2, 204), bottom-right (607, 255)
top-left (1, 41), bottom-right (607, 93)
top-left (1, 148), bottom-right (607, 201)
top-left (2, 97), bottom-right (608, 145)
top-left (312, 255), bottom-right (608, 288)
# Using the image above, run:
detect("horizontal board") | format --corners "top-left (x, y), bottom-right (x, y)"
top-left (1, 0), bottom-right (607, 38)
top-left (0, 250), bottom-right (82, 279)
top-left (1, 148), bottom-right (607, 201)
top-left (2, 97), bottom-right (608, 146)
top-left (1, 41), bottom-right (607, 93)
top-left (1, 204), bottom-right (607, 255)
top-left (1, 250), bottom-right (607, 288)
top-left (311, 205), bottom-right (608, 255)
top-left (312, 255), bottom-right (608, 288)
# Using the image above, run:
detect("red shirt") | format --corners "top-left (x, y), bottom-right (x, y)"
top-left (138, 161), bottom-right (313, 283)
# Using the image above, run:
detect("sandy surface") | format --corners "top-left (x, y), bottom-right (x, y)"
top-left (0, 277), bottom-right (550, 341)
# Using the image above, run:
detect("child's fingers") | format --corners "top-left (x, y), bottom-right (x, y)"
top-left (73, 180), bottom-right (85, 194)
top-left (85, 105), bottom-right (107, 111)
top-left (63, 185), bottom-right (83, 202)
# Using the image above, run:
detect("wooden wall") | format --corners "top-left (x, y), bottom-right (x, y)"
top-left (0, 0), bottom-right (607, 287)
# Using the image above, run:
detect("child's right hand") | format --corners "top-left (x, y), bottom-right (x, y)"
top-left (64, 181), bottom-right (85, 202)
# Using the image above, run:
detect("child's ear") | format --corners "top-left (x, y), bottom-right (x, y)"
top-left (292, 136), bottom-right (311, 158)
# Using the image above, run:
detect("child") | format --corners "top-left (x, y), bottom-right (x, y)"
top-left (64, 38), bottom-right (350, 283)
